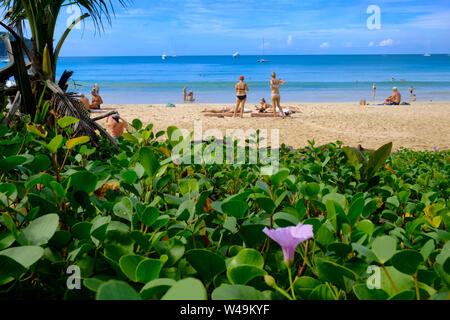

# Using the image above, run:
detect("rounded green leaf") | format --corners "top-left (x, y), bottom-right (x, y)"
top-left (228, 249), bottom-right (264, 269)
top-left (132, 119), bottom-right (143, 130)
top-left (353, 284), bottom-right (389, 300)
top-left (0, 246), bottom-right (44, 268)
top-left (58, 116), bottom-right (79, 128)
top-left (119, 254), bottom-right (146, 282)
top-left (444, 257), bottom-right (450, 275)
top-left (136, 259), bottom-right (164, 283)
top-left (185, 249), bottom-right (226, 284)
top-left (0, 156), bottom-right (27, 173)
top-left (139, 147), bottom-right (160, 178)
top-left (301, 182), bottom-right (320, 198)
top-left (161, 278), bottom-right (207, 300)
top-left (372, 235), bottom-right (397, 264)
top-left (347, 197), bottom-right (365, 226)
top-left (68, 171), bottom-right (98, 194)
top-left (25, 155), bottom-right (51, 174)
top-left (212, 285), bottom-right (266, 300)
top-left (227, 265), bottom-right (267, 285)
top-left (221, 200), bottom-right (248, 219)
top-left (122, 170), bottom-right (138, 184)
top-left (271, 168), bottom-right (290, 185)
top-left (142, 206), bottom-right (160, 227)
top-left (46, 135), bottom-right (63, 153)
top-left (96, 280), bottom-right (141, 300)
top-left (392, 250), bottom-right (423, 275)
top-left (17, 214), bottom-right (59, 246)
top-left (66, 136), bottom-right (90, 150)
top-left (254, 196), bottom-right (276, 213)
top-left (316, 259), bottom-right (357, 290)
top-left (113, 197), bottom-right (133, 222)
top-left (140, 278), bottom-right (176, 300)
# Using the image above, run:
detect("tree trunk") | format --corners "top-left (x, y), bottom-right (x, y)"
top-left (10, 38), bottom-right (36, 118)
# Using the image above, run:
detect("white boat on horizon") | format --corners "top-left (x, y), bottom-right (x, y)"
top-left (257, 38), bottom-right (269, 63)
top-left (1, 58), bottom-right (10, 63)
top-left (424, 53), bottom-right (431, 57)
top-left (162, 54), bottom-right (167, 60)
top-left (232, 52), bottom-right (240, 58)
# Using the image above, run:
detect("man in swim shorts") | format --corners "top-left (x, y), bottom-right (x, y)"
top-left (384, 87), bottom-right (402, 105)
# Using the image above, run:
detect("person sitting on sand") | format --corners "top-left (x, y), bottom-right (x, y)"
top-left (384, 87), bottom-right (402, 105)
top-left (186, 91), bottom-right (195, 102)
top-left (90, 90), bottom-right (104, 109)
top-left (79, 94), bottom-right (90, 110)
top-left (106, 114), bottom-right (127, 140)
top-left (257, 98), bottom-right (273, 113)
top-left (234, 76), bottom-right (249, 118)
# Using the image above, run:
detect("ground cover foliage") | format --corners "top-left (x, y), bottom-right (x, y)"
top-left (0, 105), bottom-right (449, 300)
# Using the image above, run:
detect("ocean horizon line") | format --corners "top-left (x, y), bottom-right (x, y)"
top-left (59, 53), bottom-right (450, 59)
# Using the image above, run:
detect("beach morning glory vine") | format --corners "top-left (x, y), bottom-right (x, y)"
top-left (263, 223), bottom-right (314, 266)
top-left (263, 223), bottom-right (314, 300)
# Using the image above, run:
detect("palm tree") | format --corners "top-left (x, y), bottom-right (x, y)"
top-left (0, 0), bottom-right (130, 148)
top-left (0, 0), bottom-right (130, 81)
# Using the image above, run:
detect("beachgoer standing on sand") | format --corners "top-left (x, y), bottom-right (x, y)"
top-left (410, 86), bottom-right (415, 96)
top-left (373, 83), bottom-right (376, 101)
top-left (93, 84), bottom-right (100, 94)
top-left (91, 90), bottom-right (104, 109)
top-left (106, 114), bottom-right (127, 140)
top-left (79, 94), bottom-right (90, 110)
top-left (270, 72), bottom-right (286, 118)
top-left (384, 87), bottom-right (402, 105)
top-left (233, 76), bottom-right (249, 118)
top-left (183, 87), bottom-right (187, 102)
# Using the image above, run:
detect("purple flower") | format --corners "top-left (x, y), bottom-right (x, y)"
top-left (263, 223), bottom-right (314, 265)
top-left (433, 146), bottom-right (440, 152)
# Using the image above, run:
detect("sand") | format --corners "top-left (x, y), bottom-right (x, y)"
top-left (100, 101), bottom-right (450, 151)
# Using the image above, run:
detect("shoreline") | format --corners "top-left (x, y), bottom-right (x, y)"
top-left (101, 101), bottom-right (450, 152)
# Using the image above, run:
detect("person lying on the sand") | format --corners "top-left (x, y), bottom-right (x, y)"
top-left (202, 106), bottom-right (236, 113)
top-left (79, 94), bottom-right (90, 110)
top-left (384, 87), bottom-right (402, 105)
top-left (90, 90), bottom-right (104, 109)
top-left (106, 114), bottom-right (128, 140)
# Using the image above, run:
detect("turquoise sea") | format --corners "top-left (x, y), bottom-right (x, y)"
top-left (57, 55), bottom-right (450, 104)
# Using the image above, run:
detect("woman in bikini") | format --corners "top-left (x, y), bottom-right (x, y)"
top-left (233, 76), bottom-right (249, 118)
top-left (270, 72), bottom-right (286, 118)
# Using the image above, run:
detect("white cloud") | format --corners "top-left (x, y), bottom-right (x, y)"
top-left (379, 38), bottom-right (394, 47)
top-left (287, 35), bottom-right (293, 46)
top-left (320, 42), bottom-right (329, 48)
top-left (369, 41), bottom-right (374, 47)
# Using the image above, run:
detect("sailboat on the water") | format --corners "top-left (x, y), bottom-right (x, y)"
top-left (257, 38), bottom-right (269, 63)
top-left (233, 52), bottom-right (240, 58)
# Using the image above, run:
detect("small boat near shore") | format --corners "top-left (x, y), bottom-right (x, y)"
top-left (162, 54), bottom-right (167, 60)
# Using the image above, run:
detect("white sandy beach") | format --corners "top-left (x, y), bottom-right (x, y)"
top-left (100, 101), bottom-right (450, 151)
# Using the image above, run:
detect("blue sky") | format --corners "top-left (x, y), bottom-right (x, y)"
top-left (27, 0), bottom-right (450, 56)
